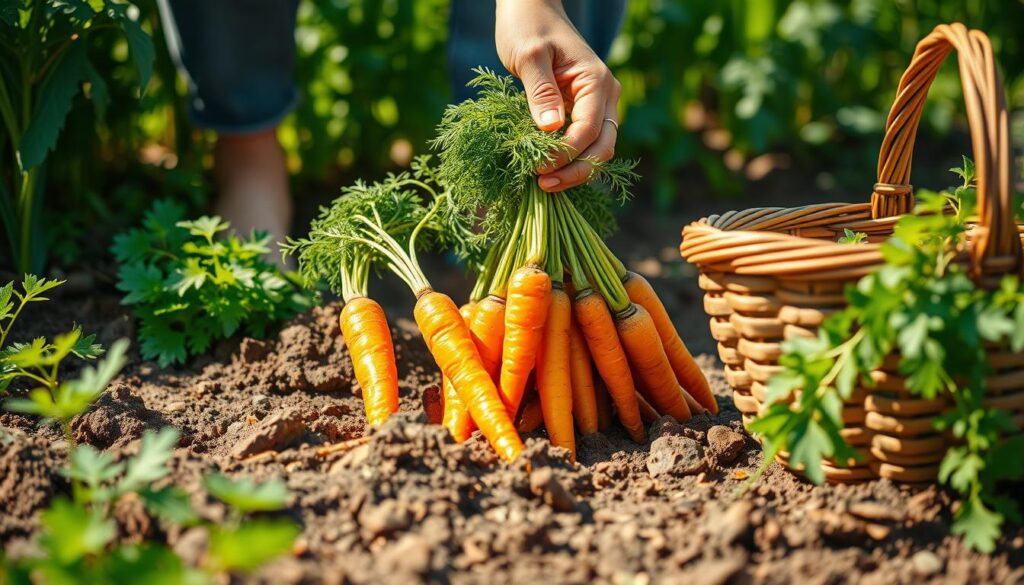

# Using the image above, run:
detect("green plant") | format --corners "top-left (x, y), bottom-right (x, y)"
top-left (112, 199), bottom-right (311, 367)
top-left (1, 274), bottom-right (128, 446)
top-left (1, 429), bottom-right (298, 583)
top-left (0, 0), bottom-right (154, 274)
top-left (750, 160), bottom-right (1024, 552)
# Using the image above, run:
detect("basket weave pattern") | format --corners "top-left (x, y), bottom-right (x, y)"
top-left (680, 24), bottom-right (1024, 483)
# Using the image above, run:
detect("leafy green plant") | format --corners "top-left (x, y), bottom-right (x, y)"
top-left (2, 274), bottom-right (129, 447)
top-left (836, 228), bottom-right (866, 244)
top-left (112, 199), bottom-right (311, 367)
top-left (750, 160), bottom-right (1024, 552)
top-left (0, 0), bottom-right (155, 274)
top-left (2, 429), bottom-right (298, 583)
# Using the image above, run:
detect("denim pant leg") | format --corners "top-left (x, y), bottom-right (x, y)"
top-left (447, 0), bottom-right (628, 102)
top-left (157, 0), bottom-right (300, 134)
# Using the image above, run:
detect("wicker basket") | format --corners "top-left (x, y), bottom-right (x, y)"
top-left (680, 23), bottom-right (1024, 483)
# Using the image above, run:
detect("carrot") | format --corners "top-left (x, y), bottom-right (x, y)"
top-left (468, 294), bottom-right (506, 381)
top-left (568, 320), bottom-right (598, 434)
top-left (499, 266), bottom-right (551, 415)
top-left (623, 271), bottom-right (717, 414)
top-left (415, 291), bottom-right (523, 461)
top-left (637, 392), bottom-right (659, 424)
top-left (536, 285), bottom-right (575, 460)
top-left (516, 393), bottom-right (545, 433)
top-left (340, 297), bottom-right (400, 426)
top-left (682, 388), bottom-right (706, 416)
top-left (617, 304), bottom-right (692, 422)
top-left (573, 290), bottom-right (646, 443)
top-left (594, 379), bottom-right (614, 431)
top-left (442, 303), bottom-right (479, 442)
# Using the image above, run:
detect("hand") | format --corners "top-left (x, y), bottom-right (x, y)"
top-left (495, 0), bottom-right (621, 192)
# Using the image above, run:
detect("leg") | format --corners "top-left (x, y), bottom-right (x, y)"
top-left (157, 0), bottom-right (299, 266)
top-left (213, 129), bottom-right (292, 249)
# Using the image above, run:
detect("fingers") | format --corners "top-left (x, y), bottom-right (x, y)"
top-left (538, 101), bottom-right (619, 192)
top-left (518, 46), bottom-right (566, 132)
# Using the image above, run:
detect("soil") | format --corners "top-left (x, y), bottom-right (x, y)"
top-left (4, 197), bottom-right (1024, 584)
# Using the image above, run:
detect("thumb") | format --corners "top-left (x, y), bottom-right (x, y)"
top-left (519, 56), bottom-right (564, 132)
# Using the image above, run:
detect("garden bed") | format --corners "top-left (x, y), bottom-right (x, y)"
top-left (3, 208), bottom-right (1023, 584)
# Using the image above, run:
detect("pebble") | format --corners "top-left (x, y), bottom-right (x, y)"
top-left (706, 425), bottom-right (746, 464)
top-left (166, 401), bottom-right (187, 413)
top-left (252, 394), bottom-right (270, 408)
top-left (646, 435), bottom-right (705, 477)
top-left (911, 550), bottom-right (943, 576)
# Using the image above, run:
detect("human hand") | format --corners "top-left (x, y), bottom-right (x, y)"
top-left (495, 0), bottom-right (621, 192)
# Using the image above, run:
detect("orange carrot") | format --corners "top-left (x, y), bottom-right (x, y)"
top-left (441, 303), bottom-right (478, 442)
top-left (536, 286), bottom-right (575, 460)
top-left (594, 379), bottom-right (614, 431)
top-left (617, 304), bottom-right (691, 422)
top-left (469, 295), bottom-right (506, 381)
top-left (516, 393), bottom-right (545, 433)
top-left (573, 290), bottom-right (646, 443)
top-left (415, 291), bottom-right (523, 461)
top-left (340, 297), bottom-right (400, 426)
top-left (499, 266), bottom-right (551, 415)
top-left (568, 320), bottom-right (598, 434)
top-left (637, 392), bottom-right (659, 424)
top-left (623, 271), bottom-right (717, 414)
top-left (682, 388), bottom-right (706, 416)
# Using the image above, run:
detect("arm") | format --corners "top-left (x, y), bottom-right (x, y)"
top-left (495, 0), bottom-right (621, 192)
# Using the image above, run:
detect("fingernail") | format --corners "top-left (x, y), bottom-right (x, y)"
top-left (539, 176), bottom-right (561, 190)
top-left (539, 109), bottom-right (561, 127)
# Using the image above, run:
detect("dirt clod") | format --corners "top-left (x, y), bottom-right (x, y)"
top-left (529, 467), bottom-right (576, 512)
top-left (231, 407), bottom-right (306, 458)
top-left (706, 425), bottom-right (745, 464)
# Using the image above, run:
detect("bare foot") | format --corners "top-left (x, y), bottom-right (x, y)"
top-left (213, 128), bottom-right (294, 269)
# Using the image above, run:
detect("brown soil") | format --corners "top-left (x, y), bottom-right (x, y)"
top-left (4, 205), bottom-right (1024, 584)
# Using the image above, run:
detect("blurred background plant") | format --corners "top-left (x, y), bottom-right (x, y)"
top-left (3, 0), bottom-right (1023, 273)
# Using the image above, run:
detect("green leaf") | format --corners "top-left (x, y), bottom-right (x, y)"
top-left (176, 216), bottom-right (229, 241)
top-left (39, 499), bottom-right (116, 564)
top-left (83, 59), bottom-right (110, 120)
top-left (977, 307), bottom-right (1015, 342)
top-left (204, 474), bottom-right (290, 513)
top-left (172, 258), bottom-right (208, 296)
top-left (206, 520), bottom-right (298, 573)
top-left (18, 43), bottom-right (88, 169)
top-left (953, 495), bottom-right (1001, 553)
top-left (50, 0), bottom-right (95, 21)
top-left (20, 273), bottom-right (64, 300)
top-left (107, 1), bottom-right (154, 92)
top-left (116, 263), bottom-right (166, 305)
top-left (96, 543), bottom-right (201, 585)
top-left (118, 428), bottom-right (178, 493)
top-left (65, 444), bottom-right (124, 495)
top-left (139, 486), bottom-right (198, 526)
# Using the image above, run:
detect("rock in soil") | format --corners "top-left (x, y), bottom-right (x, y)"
top-left (647, 434), bottom-right (705, 477)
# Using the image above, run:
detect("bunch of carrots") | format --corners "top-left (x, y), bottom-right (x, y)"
top-left (286, 70), bottom-right (713, 463)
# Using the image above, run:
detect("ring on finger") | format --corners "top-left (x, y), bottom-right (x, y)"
top-left (603, 117), bottom-right (619, 132)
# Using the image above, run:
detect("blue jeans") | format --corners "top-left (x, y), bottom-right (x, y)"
top-left (159, 0), bottom-right (627, 133)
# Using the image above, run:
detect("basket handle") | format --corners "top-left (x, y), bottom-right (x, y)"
top-left (870, 23), bottom-right (1021, 280)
